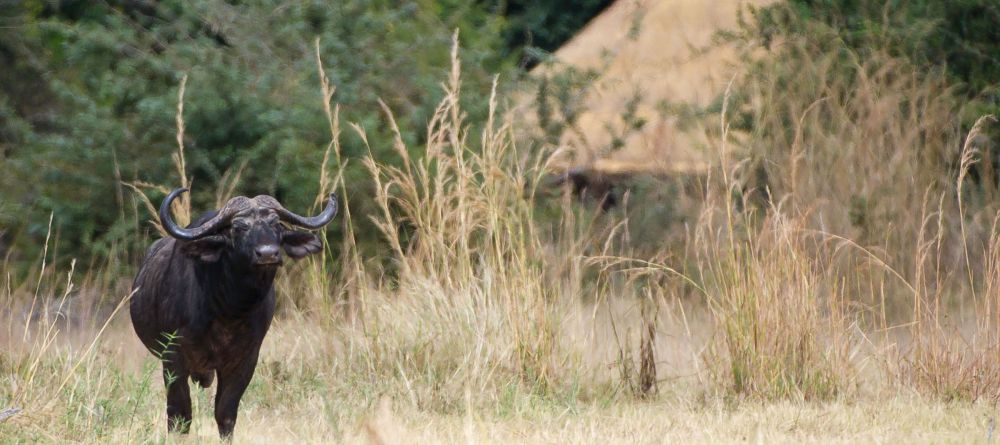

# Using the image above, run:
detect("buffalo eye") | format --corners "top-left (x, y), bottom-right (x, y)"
top-left (232, 222), bottom-right (249, 233)
top-left (180, 235), bottom-right (227, 262)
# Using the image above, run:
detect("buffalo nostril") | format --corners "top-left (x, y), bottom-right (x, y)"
top-left (254, 245), bottom-right (280, 262)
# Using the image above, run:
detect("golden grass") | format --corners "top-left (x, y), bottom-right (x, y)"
top-left (2, 320), bottom-right (999, 444)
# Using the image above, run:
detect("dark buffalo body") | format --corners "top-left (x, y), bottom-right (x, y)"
top-left (130, 188), bottom-right (337, 439)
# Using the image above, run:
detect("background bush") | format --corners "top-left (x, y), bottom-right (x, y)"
top-left (0, 0), bottom-right (611, 271)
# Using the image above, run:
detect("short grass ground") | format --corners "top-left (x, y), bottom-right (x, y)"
top-left (2, 319), bottom-right (999, 445)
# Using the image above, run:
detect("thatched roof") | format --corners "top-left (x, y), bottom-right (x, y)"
top-left (526, 0), bottom-right (773, 177)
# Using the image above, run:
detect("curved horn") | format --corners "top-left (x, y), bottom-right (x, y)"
top-left (261, 194), bottom-right (338, 229)
top-left (159, 188), bottom-right (242, 240)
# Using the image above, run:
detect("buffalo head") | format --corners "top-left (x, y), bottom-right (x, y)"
top-left (159, 188), bottom-right (338, 267)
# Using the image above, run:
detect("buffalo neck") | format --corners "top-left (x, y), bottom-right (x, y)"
top-left (194, 254), bottom-right (277, 318)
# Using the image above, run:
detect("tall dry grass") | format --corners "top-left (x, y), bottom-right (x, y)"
top-left (718, 21), bottom-right (1000, 401)
top-left (329, 34), bottom-right (595, 405)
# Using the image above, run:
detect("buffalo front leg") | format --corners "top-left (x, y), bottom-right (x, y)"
top-left (213, 359), bottom-right (258, 440)
top-left (163, 367), bottom-right (192, 433)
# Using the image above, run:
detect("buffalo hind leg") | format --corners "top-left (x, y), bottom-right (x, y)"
top-left (164, 367), bottom-right (192, 433)
top-left (213, 359), bottom-right (257, 440)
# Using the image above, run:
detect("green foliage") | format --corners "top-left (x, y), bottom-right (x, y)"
top-left (752, 0), bottom-right (1000, 125)
top-left (800, 1), bottom-right (997, 88)
top-left (0, 0), bottom-right (519, 267)
top-left (0, 1), bottom-right (615, 271)
top-left (486, 0), bottom-right (613, 67)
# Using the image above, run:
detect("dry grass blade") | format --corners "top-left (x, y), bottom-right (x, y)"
top-left (0, 408), bottom-right (21, 423)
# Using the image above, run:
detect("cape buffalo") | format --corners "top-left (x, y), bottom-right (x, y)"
top-left (130, 188), bottom-right (337, 439)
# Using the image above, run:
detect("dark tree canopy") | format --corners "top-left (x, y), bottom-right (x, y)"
top-left (0, 0), bottom-right (612, 270)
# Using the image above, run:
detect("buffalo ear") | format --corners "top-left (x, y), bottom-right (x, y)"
top-left (282, 230), bottom-right (322, 259)
top-left (180, 236), bottom-right (227, 262)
